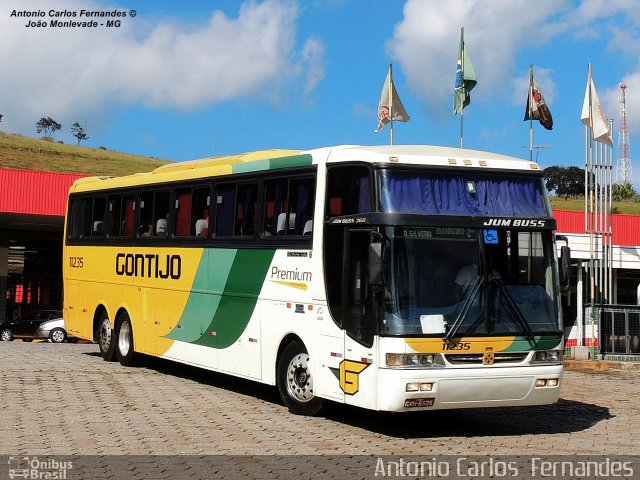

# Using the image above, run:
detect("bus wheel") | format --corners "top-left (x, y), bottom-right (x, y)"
top-left (277, 341), bottom-right (324, 416)
top-left (97, 311), bottom-right (116, 362)
top-left (116, 313), bottom-right (138, 367)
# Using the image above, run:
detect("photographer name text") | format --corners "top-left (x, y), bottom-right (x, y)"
top-left (9, 9), bottom-right (136, 28)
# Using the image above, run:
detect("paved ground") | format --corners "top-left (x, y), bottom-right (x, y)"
top-left (0, 342), bottom-right (639, 478)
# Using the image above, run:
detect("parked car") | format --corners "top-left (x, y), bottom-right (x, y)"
top-left (0, 310), bottom-right (74, 343)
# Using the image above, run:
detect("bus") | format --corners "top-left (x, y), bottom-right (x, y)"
top-left (63, 145), bottom-right (568, 415)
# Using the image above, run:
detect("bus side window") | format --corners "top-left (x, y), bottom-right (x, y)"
top-left (153, 191), bottom-right (170, 237)
top-left (235, 184), bottom-right (257, 236)
top-left (80, 198), bottom-right (93, 238)
top-left (290, 178), bottom-right (314, 236)
top-left (263, 180), bottom-right (287, 236)
top-left (108, 195), bottom-right (121, 237)
top-left (325, 166), bottom-right (371, 218)
top-left (91, 197), bottom-right (106, 237)
top-left (138, 192), bottom-right (154, 237)
top-left (263, 177), bottom-right (314, 237)
top-left (215, 185), bottom-right (235, 237)
top-left (122, 195), bottom-right (135, 237)
top-left (66, 198), bottom-right (80, 240)
top-left (174, 189), bottom-right (192, 237)
top-left (191, 187), bottom-right (210, 237)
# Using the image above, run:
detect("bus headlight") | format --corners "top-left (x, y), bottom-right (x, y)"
top-left (386, 353), bottom-right (444, 368)
top-left (532, 350), bottom-right (562, 364)
top-left (406, 382), bottom-right (433, 392)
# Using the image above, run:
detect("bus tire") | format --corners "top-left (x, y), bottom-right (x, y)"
top-left (115, 313), bottom-right (138, 367)
top-left (277, 340), bottom-right (324, 416)
top-left (97, 311), bottom-right (116, 362)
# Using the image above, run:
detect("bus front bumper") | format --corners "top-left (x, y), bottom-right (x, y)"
top-left (377, 364), bottom-right (563, 412)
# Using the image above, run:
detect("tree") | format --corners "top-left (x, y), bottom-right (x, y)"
top-left (35, 117), bottom-right (62, 139)
top-left (0, 113), bottom-right (3, 123)
top-left (71, 122), bottom-right (89, 145)
top-left (543, 165), bottom-right (588, 198)
top-left (612, 183), bottom-right (638, 201)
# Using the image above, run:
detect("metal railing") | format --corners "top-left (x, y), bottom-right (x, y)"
top-left (598, 305), bottom-right (640, 355)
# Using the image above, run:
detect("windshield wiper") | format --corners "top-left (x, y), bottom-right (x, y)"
top-left (494, 280), bottom-right (534, 341)
top-left (444, 277), bottom-right (482, 341)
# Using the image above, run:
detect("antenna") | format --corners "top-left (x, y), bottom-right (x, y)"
top-left (617, 82), bottom-right (632, 184)
top-left (523, 144), bottom-right (551, 163)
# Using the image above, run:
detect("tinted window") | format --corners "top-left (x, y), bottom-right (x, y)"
top-left (264, 177), bottom-right (314, 237)
top-left (326, 166), bottom-right (371, 218)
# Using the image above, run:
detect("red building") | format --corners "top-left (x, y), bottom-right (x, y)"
top-left (0, 168), bottom-right (87, 322)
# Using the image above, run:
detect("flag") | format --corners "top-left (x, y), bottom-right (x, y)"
top-left (581, 76), bottom-right (613, 146)
top-left (375, 66), bottom-right (410, 132)
top-left (453, 29), bottom-right (477, 115)
top-left (524, 75), bottom-right (553, 130)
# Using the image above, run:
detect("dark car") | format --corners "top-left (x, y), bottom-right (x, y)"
top-left (0, 310), bottom-right (74, 343)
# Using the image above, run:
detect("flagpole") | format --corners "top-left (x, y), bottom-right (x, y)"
top-left (529, 65), bottom-right (534, 162)
top-left (586, 62), bottom-right (596, 358)
top-left (389, 63), bottom-right (394, 145)
top-left (459, 27), bottom-right (464, 148)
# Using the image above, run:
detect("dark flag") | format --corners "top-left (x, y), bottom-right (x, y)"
top-left (524, 75), bottom-right (553, 130)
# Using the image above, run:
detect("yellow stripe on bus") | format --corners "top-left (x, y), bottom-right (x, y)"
top-left (269, 280), bottom-right (308, 291)
top-left (405, 336), bottom-right (517, 354)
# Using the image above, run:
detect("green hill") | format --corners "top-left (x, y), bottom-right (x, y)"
top-left (0, 132), bottom-right (170, 176)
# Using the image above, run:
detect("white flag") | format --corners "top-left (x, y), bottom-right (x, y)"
top-left (581, 77), bottom-right (613, 146)
top-left (375, 68), bottom-right (410, 132)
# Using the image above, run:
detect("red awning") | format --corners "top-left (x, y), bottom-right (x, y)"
top-left (0, 168), bottom-right (87, 217)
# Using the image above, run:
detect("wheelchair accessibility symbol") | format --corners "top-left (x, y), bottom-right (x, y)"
top-left (483, 229), bottom-right (498, 244)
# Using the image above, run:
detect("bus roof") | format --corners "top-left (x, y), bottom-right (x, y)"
top-left (320, 145), bottom-right (540, 171)
top-left (68, 145), bottom-right (540, 193)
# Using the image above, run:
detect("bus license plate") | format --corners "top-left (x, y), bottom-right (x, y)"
top-left (404, 398), bottom-right (435, 408)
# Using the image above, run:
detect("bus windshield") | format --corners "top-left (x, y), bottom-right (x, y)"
top-left (378, 169), bottom-right (548, 217)
top-left (381, 226), bottom-right (560, 337)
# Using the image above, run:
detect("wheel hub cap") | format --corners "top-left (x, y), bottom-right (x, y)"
top-left (286, 353), bottom-right (314, 403)
top-left (100, 319), bottom-right (112, 351)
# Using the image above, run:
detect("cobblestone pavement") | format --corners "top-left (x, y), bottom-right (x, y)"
top-left (0, 342), bottom-right (638, 458)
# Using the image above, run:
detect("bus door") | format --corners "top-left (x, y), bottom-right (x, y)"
top-left (341, 229), bottom-right (378, 410)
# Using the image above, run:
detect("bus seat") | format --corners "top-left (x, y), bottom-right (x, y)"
top-left (156, 218), bottom-right (167, 235)
top-left (277, 213), bottom-right (296, 235)
top-left (93, 221), bottom-right (104, 234)
top-left (303, 220), bottom-right (313, 235)
top-left (195, 218), bottom-right (208, 236)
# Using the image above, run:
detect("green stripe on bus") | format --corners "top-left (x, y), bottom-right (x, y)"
top-left (505, 335), bottom-right (563, 352)
top-left (167, 248), bottom-right (275, 349)
top-left (165, 249), bottom-right (236, 343)
top-left (197, 248), bottom-right (275, 349)
top-left (231, 154), bottom-right (313, 174)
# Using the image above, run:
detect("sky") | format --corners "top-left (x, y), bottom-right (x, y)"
top-left (1, 0), bottom-right (640, 188)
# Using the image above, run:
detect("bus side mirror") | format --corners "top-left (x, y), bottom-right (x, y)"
top-left (369, 238), bottom-right (383, 287)
top-left (559, 245), bottom-right (571, 292)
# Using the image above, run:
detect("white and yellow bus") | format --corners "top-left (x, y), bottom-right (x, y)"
top-left (63, 145), bottom-right (567, 415)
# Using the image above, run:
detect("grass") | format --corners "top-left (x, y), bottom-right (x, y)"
top-left (0, 132), bottom-right (170, 176)
top-left (550, 196), bottom-right (640, 215)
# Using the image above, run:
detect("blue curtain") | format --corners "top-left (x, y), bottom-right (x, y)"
top-left (216, 187), bottom-right (235, 236)
top-left (358, 174), bottom-right (371, 213)
top-left (241, 186), bottom-right (256, 235)
top-left (294, 183), bottom-right (309, 235)
top-left (270, 183), bottom-right (283, 235)
top-left (380, 172), bottom-right (547, 216)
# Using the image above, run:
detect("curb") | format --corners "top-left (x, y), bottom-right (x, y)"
top-left (563, 359), bottom-right (640, 371)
